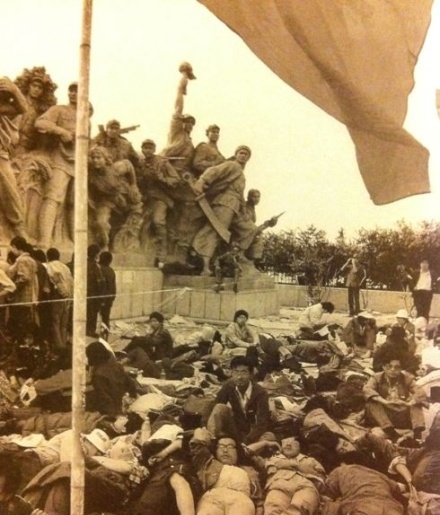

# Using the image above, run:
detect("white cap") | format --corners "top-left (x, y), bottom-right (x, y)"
top-left (83, 428), bottom-right (110, 454)
top-left (358, 311), bottom-right (374, 319)
top-left (396, 309), bottom-right (409, 319)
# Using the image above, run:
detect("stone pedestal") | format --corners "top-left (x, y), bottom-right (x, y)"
top-left (162, 272), bottom-right (279, 322)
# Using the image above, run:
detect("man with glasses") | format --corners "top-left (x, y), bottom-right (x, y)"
top-left (363, 353), bottom-right (426, 441)
top-left (207, 356), bottom-right (270, 444)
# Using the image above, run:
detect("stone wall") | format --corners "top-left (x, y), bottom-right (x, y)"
top-left (276, 284), bottom-right (440, 318)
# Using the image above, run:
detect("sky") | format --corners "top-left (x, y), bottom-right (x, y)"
top-left (4, 0), bottom-right (440, 240)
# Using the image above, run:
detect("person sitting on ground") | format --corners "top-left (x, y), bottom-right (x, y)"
top-left (298, 301), bottom-right (335, 340)
top-left (341, 311), bottom-right (376, 356)
top-left (393, 309), bottom-right (416, 354)
top-left (373, 325), bottom-right (419, 374)
top-left (189, 427), bottom-right (264, 515)
top-left (363, 352), bottom-right (426, 441)
top-left (224, 310), bottom-right (257, 355)
top-left (124, 311), bottom-right (173, 362)
top-left (86, 339), bottom-right (138, 419)
top-left (248, 435), bottom-right (326, 515)
top-left (207, 356), bottom-right (270, 444)
top-left (122, 312), bottom-right (174, 378)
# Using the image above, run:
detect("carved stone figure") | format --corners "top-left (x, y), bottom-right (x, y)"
top-left (0, 76), bottom-right (30, 241)
top-left (192, 124), bottom-right (225, 178)
top-left (191, 145), bottom-right (252, 275)
top-left (13, 66), bottom-right (57, 155)
top-left (137, 139), bottom-right (181, 264)
top-left (33, 82), bottom-right (79, 249)
top-left (88, 146), bottom-right (142, 250)
top-left (92, 119), bottom-right (140, 172)
top-left (231, 188), bottom-right (279, 266)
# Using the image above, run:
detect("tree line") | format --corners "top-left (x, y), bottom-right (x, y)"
top-left (261, 220), bottom-right (440, 291)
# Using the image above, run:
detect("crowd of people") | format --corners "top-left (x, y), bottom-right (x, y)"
top-left (0, 64), bottom-right (439, 514)
top-left (0, 280), bottom-right (437, 514)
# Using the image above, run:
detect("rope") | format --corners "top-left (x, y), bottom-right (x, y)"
top-left (0, 287), bottom-right (192, 308)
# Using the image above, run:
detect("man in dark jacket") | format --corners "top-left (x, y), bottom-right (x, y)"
top-left (86, 244), bottom-right (105, 337)
top-left (207, 356), bottom-right (270, 444)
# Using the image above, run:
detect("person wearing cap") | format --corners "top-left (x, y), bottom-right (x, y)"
top-left (92, 118), bottom-right (140, 171)
top-left (137, 138), bottom-right (182, 266)
top-left (341, 311), bottom-right (376, 355)
top-left (191, 145), bottom-right (252, 275)
top-left (192, 124), bottom-right (225, 178)
top-left (394, 308), bottom-right (416, 354)
top-left (34, 82), bottom-right (84, 248)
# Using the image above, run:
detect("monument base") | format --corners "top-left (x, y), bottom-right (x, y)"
top-left (162, 272), bottom-right (279, 322)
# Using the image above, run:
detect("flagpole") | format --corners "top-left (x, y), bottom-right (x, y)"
top-left (71, 0), bottom-right (93, 513)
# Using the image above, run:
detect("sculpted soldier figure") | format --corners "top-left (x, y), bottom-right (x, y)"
top-left (88, 146), bottom-right (142, 249)
top-left (192, 124), bottom-right (225, 178)
top-left (92, 119), bottom-right (140, 171)
top-left (13, 66), bottom-right (57, 155)
top-left (0, 76), bottom-right (30, 240)
top-left (191, 145), bottom-right (252, 275)
top-left (137, 138), bottom-right (181, 265)
top-left (34, 82), bottom-right (80, 248)
top-left (231, 189), bottom-right (279, 269)
top-left (160, 63), bottom-right (196, 175)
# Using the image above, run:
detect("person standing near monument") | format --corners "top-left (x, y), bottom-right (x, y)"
top-left (0, 76), bottom-right (30, 240)
top-left (46, 247), bottom-right (73, 354)
top-left (34, 82), bottom-right (80, 249)
top-left (8, 236), bottom-right (39, 344)
top-left (411, 259), bottom-right (437, 320)
top-left (192, 124), bottom-right (225, 178)
top-left (340, 256), bottom-right (366, 316)
top-left (192, 145), bottom-right (251, 275)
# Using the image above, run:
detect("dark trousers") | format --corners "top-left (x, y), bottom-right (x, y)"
top-left (86, 299), bottom-right (101, 336)
top-left (99, 299), bottom-right (114, 329)
top-left (412, 289), bottom-right (433, 320)
top-left (348, 286), bottom-right (361, 315)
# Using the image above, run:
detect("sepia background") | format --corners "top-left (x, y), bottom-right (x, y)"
top-left (4, 0), bottom-right (440, 238)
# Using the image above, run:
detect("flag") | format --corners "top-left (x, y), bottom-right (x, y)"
top-left (198, 0), bottom-right (433, 205)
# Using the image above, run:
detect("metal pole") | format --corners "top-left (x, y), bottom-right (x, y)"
top-left (71, 0), bottom-right (93, 513)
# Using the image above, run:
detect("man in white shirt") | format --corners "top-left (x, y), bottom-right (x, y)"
top-left (412, 259), bottom-right (436, 320)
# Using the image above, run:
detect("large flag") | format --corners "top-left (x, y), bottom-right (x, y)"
top-left (198, 0), bottom-right (433, 205)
